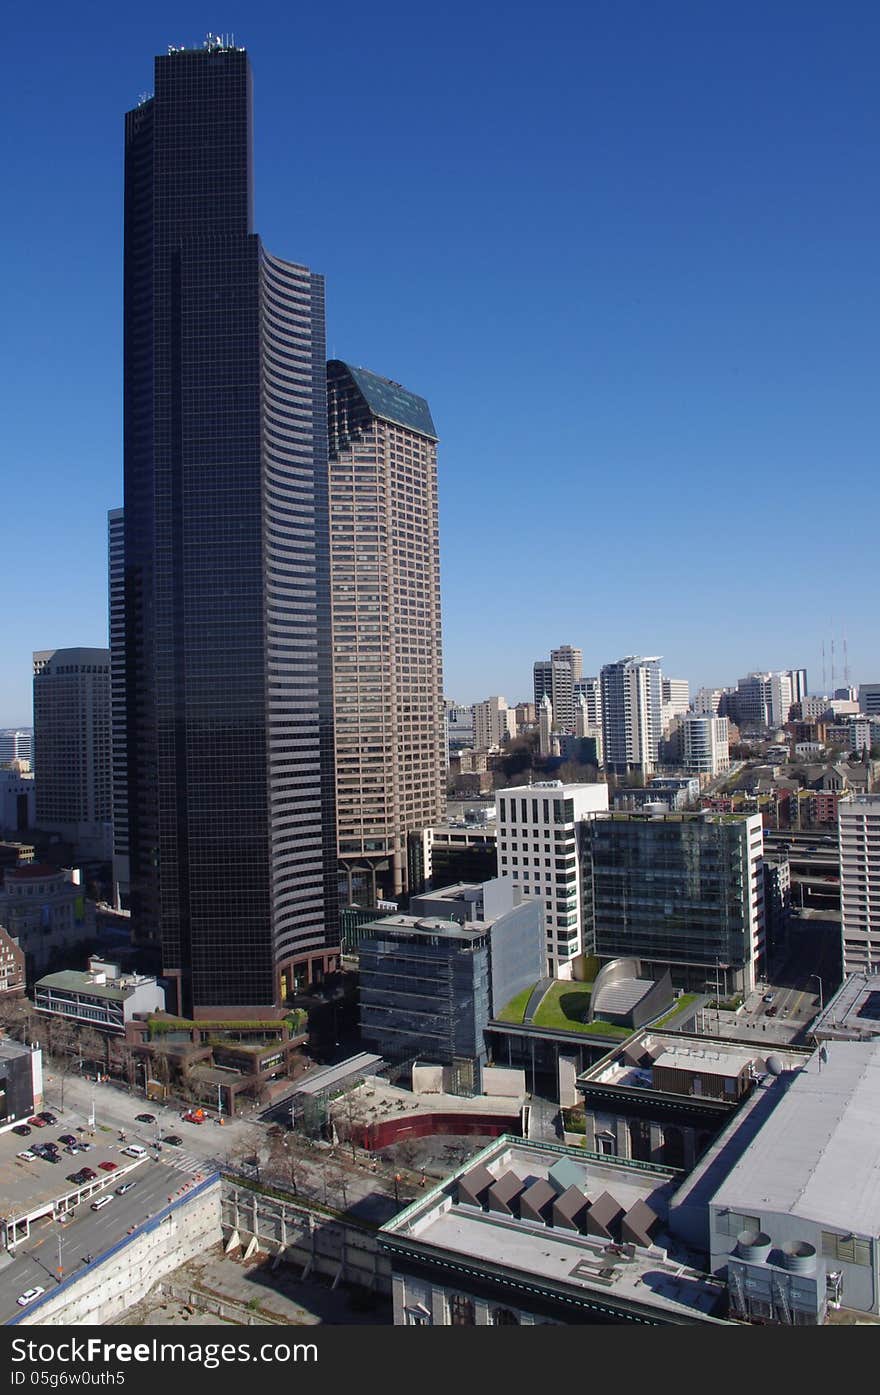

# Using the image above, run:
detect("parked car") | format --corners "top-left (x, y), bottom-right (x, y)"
top-left (135, 1113), bottom-right (156, 1124)
top-left (76, 1141), bottom-right (93, 1151)
top-left (17, 1288), bottom-right (45, 1308)
top-left (121, 1144), bottom-right (147, 1159)
top-left (17, 1150), bottom-right (36, 1162)
top-left (28, 1116), bottom-right (47, 1128)
top-left (58, 1134), bottom-right (77, 1147)
top-left (98, 1161), bottom-right (118, 1172)
top-left (12, 1124), bottom-right (31, 1137)
top-left (163, 1135), bottom-right (183, 1147)
top-left (67, 1172), bottom-right (83, 1183)
top-left (79, 1167), bottom-right (98, 1181)
top-left (37, 1112), bottom-right (58, 1125)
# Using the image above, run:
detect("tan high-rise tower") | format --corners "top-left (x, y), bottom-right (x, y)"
top-left (327, 361), bottom-right (444, 905)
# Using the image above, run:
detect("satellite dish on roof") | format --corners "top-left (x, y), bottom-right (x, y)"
top-left (765, 1053), bottom-right (784, 1076)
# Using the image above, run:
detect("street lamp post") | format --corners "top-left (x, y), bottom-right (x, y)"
top-left (811, 974), bottom-right (824, 1013)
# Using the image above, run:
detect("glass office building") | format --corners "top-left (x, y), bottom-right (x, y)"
top-left (123, 41), bottom-right (337, 1016)
top-left (358, 916), bottom-right (492, 1093)
top-left (587, 812), bottom-right (765, 993)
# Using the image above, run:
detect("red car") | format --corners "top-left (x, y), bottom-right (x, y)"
top-left (182, 1112), bottom-right (205, 1125)
top-left (28, 1117), bottom-right (47, 1128)
top-left (98, 1161), bottom-right (118, 1173)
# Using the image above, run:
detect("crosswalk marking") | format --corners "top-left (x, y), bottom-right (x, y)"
top-left (159, 1149), bottom-right (212, 1175)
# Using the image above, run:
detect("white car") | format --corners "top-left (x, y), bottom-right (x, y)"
top-left (17, 1287), bottom-right (45, 1307)
top-left (121, 1144), bottom-right (147, 1159)
top-left (16, 1149), bottom-right (36, 1161)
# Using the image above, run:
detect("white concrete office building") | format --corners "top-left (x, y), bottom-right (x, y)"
top-left (496, 780), bottom-right (609, 979)
top-left (473, 697), bottom-right (516, 752)
top-left (839, 794), bottom-right (880, 976)
top-left (573, 676), bottom-right (602, 732)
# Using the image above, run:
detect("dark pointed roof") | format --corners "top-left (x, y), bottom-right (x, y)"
top-left (330, 360), bottom-right (437, 440)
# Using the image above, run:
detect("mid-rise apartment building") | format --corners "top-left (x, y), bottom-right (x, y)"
top-left (473, 697), bottom-right (516, 751)
top-left (496, 781), bottom-right (609, 978)
top-left (661, 677), bottom-right (690, 736)
top-left (732, 672), bottom-right (794, 729)
top-left (680, 713), bottom-right (730, 777)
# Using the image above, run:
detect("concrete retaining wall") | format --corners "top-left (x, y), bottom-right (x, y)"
top-left (13, 1177), bottom-right (223, 1326)
top-left (222, 1183), bottom-right (391, 1294)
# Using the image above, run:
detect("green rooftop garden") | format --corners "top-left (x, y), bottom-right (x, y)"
top-left (650, 993), bottom-right (699, 1029)
top-left (495, 979), bottom-right (631, 1040)
top-left (494, 985), bottom-right (533, 1024)
top-left (532, 980), bottom-right (593, 1029)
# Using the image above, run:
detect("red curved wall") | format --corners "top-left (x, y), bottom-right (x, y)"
top-left (361, 1112), bottom-right (521, 1151)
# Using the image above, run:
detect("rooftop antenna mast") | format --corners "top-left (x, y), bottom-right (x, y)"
top-left (843, 636), bottom-right (850, 690)
top-left (821, 640), bottom-right (826, 695)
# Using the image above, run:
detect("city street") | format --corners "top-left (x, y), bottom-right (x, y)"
top-left (41, 1071), bottom-right (421, 1220)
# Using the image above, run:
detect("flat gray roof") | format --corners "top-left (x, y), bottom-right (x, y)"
top-left (711, 1041), bottom-right (880, 1235)
top-left (292, 1053), bottom-right (383, 1097)
top-left (383, 1139), bottom-right (725, 1322)
top-left (811, 973), bottom-right (880, 1040)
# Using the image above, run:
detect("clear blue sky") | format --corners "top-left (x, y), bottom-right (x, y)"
top-left (3, 0), bottom-right (878, 723)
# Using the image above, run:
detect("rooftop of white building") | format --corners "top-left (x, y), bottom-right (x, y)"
top-left (382, 1137), bottom-right (727, 1323)
top-left (710, 1041), bottom-right (880, 1237)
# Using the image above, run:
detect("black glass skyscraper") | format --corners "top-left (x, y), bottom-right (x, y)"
top-left (123, 39), bottom-right (338, 1018)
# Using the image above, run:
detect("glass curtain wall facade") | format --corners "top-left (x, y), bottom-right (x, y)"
top-left (358, 920), bottom-right (491, 1091)
top-left (588, 813), bottom-right (763, 992)
top-left (108, 509), bottom-right (130, 912)
top-left (123, 42), bottom-right (337, 1017)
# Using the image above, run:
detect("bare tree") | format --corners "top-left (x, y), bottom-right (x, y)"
top-left (224, 1123), bottom-right (265, 1182)
top-left (43, 1017), bottom-right (81, 1107)
top-left (323, 1151), bottom-right (350, 1211)
top-left (0, 996), bottom-right (37, 1044)
top-left (78, 1026), bottom-right (106, 1078)
top-left (335, 1085), bottom-right (371, 1162)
